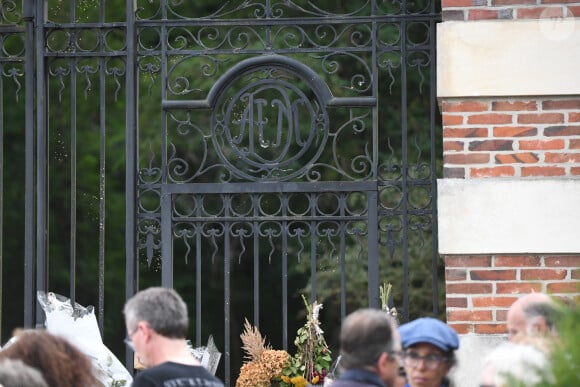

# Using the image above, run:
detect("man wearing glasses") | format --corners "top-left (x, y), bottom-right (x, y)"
top-left (123, 287), bottom-right (224, 387)
top-left (330, 308), bottom-right (404, 387)
top-left (398, 317), bottom-right (459, 387)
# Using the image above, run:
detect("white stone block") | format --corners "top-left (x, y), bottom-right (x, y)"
top-left (437, 179), bottom-right (580, 254)
top-left (437, 19), bottom-right (580, 97)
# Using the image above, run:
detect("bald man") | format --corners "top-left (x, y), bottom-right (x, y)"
top-left (506, 293), bottom-right (557, 341)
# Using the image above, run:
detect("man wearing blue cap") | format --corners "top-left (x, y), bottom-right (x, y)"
top-left (399, 317), bottom-right (459, 387)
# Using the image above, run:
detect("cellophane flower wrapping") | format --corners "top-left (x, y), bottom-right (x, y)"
top-left (37, 291), bottom-right (132, 387)
top-left (188, 335), bottom-right (222, 375)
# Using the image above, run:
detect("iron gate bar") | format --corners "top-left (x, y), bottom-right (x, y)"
top-left (162, 181), bottom-right (377, 194)
top-left (400, 13), bottom-right (410, 323)
top-left (125, 0), bottom-right (139, 366)
top-left (367, 189), bottom-right (380, 310)
top-left (34, 0), bottom-right (48, 328)
top-left (135, 15), bottom-right (439, 26)
top-left (431, 0), bottom-right (441, 319)
top-left (98, 52), bottom-right (106, 331)
top-left (98, 0), bottom-right (116, 329)
top-left (0, 26), bottom-right (23, 33)
top-left (429, 17), bottom-right (440, 318)
top-left (160, 189), bottom-right (172, 288)
top-left (370, 1), bottom-right (380, 315)
top-left (44, 22), bottom-right (128, 28)
top-left (23, 1), bottom-right (35, 331)
top-left (162, 96), bottom-right (377, 110)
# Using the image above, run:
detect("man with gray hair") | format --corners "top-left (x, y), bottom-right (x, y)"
top-left (330, 308), bottom-right (403, 387)
top-left (123, 287), bottom-right (224, 387)
top-left (506, 292), bottom-right (558, 341)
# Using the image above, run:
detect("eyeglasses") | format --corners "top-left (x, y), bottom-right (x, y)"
top-left (398, 366), bottom-right (407, 377)
top-left (124, 328), bottom-right (138, 351)
top-left (402, 351), bottom-right (449, 370)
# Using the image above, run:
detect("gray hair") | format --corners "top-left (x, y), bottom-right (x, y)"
top-left (524, 301), bottom-right (559, 334)
top-left (0, 358), bottom-right (49, 387)
top-left (339, 308), bottom-right (398, 370)
top-left (123, 287), bottom-right (189, 339)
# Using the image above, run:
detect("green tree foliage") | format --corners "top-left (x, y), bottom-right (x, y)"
top-left (534, 302), bottom-right (580, 387)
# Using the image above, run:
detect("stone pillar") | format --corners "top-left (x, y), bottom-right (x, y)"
top-left (436, 3), bottom-right (580, 386)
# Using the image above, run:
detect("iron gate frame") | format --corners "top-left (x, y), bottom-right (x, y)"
top-left (1, 1), bottom-right (442, 385)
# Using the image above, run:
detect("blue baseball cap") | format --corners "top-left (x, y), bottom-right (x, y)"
top-left (399, 317), bottom-right (459, 352)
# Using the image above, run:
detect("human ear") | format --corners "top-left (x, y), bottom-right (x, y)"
top-left (377, 352), bottom-right (396, 372)
top-left (137, 321), bottom-right (153, 342)
top-left (527, 316), bottom-right (548, 335)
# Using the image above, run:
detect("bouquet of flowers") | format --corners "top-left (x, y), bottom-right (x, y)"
top-left (235, 319), bottom-right (289, 387)
top-left (279, 295), bottom-right (332, 387)
top-left (235, 295), bottom-right (332, 387)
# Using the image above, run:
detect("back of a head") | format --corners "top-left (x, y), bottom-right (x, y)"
top-left (480, 341), bottom-right (550, 387)
top-left (0, 358), bottom-right (48, 387)
top-left (339, 308), bottom-right (396, 370)
top-left (123, 286), bottom-right (189, 339)
top-left (0, 329), bottom-right (98, 387)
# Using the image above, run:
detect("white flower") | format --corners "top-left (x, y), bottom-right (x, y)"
top-left (311, 303), bottom-right (324, 336)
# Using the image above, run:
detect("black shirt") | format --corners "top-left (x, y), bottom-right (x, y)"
top-left (132, 362), bottom-right (224, 387)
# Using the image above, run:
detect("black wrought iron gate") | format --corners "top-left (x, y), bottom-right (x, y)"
top-left (1, 1), bottom-right (441, 385)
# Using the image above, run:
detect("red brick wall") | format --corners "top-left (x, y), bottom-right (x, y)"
top-left (442, 97), bottom-right (580, 179)
top-left (442, 0), bottom-right (580, 21)
top-left (445, 255), bottom-right (580, 334)
top-left (440, 96), bottom-right (580, 331)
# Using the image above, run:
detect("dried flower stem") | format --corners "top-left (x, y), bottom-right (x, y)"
top-left (240, 318), bottom-right (270, 363)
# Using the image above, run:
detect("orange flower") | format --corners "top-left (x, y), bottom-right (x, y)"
top-left (290, 375), bottom-right (307, 387)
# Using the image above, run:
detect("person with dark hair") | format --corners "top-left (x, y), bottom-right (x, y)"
top-left (399, 317), bottom-right (459, 387)
top-left (506, 292), bottom-right (556, 341)
top-left (123, 286), bottom-right (224, 387)
top-left (330, 308), bottom-right (402, 387)
top-left (0, 329), bottom-right (100, 387)
top-left (0, 358), bottom-right (49, 387)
